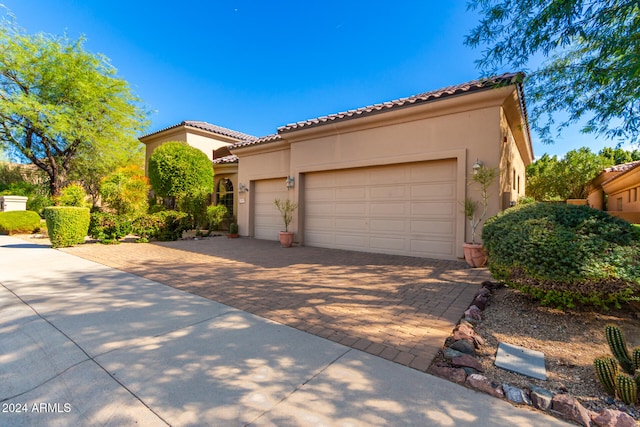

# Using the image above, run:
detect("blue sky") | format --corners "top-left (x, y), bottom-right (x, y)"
top-left (1, 0), bottom-right (625, 158)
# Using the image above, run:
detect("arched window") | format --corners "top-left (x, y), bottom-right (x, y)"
top-left (216, 178), bottom-right (234, 217)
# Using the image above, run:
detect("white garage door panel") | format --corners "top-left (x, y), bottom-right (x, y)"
top-left (253, 178), bottom-right (289, 241)
top-left (411, 183), bottom-right (456, 199)
top-left (304, 159), bottom-right (457, 259)
top-left (411, 220), bottom-right (455, 235)
top-left (411, 201), bottom-right (456, 216)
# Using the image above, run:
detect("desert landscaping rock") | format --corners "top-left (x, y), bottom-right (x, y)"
top-left (451, 354), bottom-right (484, 372)
top-left (443, 347), bottom-right (465, 360)
top-left (591, 408), bottom-right (637, 427)
top-left (429, 365), bottom-right (467, 384)
top-left (472, 294), bottom-right (488, 310)
top-left (552, 394), bottom-right (593, 427)
top-left (464, 305), bottom-right (482, 322)
top-left (465, 374), bottom-right (505, 398)
top-left (530, 385), bottom-right (555, 411)
top-left (502, 383), bottom-right (532, 405)
top-left (449, 339), bottom-right (476, 355)
top-left (452, 329), bottom-right (475, 343)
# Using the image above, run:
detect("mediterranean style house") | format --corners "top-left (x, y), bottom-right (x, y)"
top-left (140, 73), bottom-right (533, 260)
top-left (587, 160), bottom-right (640, 224)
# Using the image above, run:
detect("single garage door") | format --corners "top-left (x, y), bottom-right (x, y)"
top-left (304, 159), bottom-right (458, 259)
top-left (253, 178), bottom-right (290, 241)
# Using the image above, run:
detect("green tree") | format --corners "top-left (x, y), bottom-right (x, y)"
top-left (0, 17), bottom-right (147, 196)
top-left (524, 153), bottom-right (561, 201)
top-left (100, 165), bottom-right (149, 218)
top-left (526, 148), bottom-right (614, 200)
top-left (148, 142), bottom-right (213, 226)
top-left (466, 0), bottom-right (640, 145)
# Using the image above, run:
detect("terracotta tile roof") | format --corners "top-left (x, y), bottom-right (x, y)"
top-left (603, 160), bottom-right (640, 173)
top-left (212, 154), bottom-right (238, 164)
top-left (140, 120), bottom-right (257, 142)
top-left (278, 73), bottom-right (525, 133)
top-left (230, 133), bottom-right (282, 149)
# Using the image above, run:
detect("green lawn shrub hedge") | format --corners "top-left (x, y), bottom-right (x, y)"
top-left (0, 210), bottom-right (42, 235)
top-left (44, 206), bottom-right (90, 248)
top-left (131, 211), bottom-right (190, 242)
top-left (88, 212), bottom-right (132, 243)
top-left (482, 203), bottom-right (640, 310)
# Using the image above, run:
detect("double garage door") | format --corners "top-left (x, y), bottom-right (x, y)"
top-left (304, 159), bottom-right (458, 259)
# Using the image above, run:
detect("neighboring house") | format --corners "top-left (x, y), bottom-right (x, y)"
top-left (139, 121), bottom-right (257, 219)
top-left (140, 73), bottom-right (533, 260)
top-left (230, 73), bottom-right (533, 260)
top-left (588, 160), bottom-right (640, 224)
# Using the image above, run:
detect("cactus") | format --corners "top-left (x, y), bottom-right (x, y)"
top-left (594, 356), bottom-right (619, 395)
top-left (605, 325), bottom-right (635, 374)
top-left (615, 373), bottom-right (638, 405)
top-left (633, 347), bottom-right (640, 371)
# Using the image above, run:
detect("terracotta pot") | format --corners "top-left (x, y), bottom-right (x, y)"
top-left (226, 233), bottom-right (239, 238)
top-left (278, 231), bottom-right (294, 248)
top-left (463, 243), bottom-right (487, 268)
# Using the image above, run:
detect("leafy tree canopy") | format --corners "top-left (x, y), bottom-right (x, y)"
top-left (0, 15), bottom-right (148, 195)
top-left (526, 146), bottom-right (639, 200)
top-left (466, 0), bottom-right (640, 145)
top-left (100, 165), bottom-right (149, 218)
top-left (148, 141), bottom-right (214, 199)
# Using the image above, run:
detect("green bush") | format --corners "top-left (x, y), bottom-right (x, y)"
top-left (0, 210), bottom-right (42, 235)
top-left (55, 183), bottom-right (90, 208)
top-left (482, 203), bottom-right (640, 309)
top-left (88, 212), bottom-right (132, 243)
top-left (44, 206), bottom-right (90, 248)
top-left (205, 204), bottom-right (228, 230)
top-left (131, 211), bottom-right (190, 241)
top-left (100, 165), bottom-right (149, 218)
top-left (148, 141), bottom-right (213, 199)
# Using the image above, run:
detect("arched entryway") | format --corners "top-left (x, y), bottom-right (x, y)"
top-left (216, 178), bottom-right (234, 218)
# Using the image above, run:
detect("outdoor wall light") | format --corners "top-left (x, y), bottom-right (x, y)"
top-left (286, 176), bottom-right (295, 189)
top-left (238, 183), bottom-right (248, 193)
top-left (472, 159), bottom-right (484, 175)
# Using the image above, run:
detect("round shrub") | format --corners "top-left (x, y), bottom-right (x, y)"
top-left (482, 203), bottom-right (640, 309)
top-left (44, 206), bottom-right (90, 248)
top-left (148, 142), bottom-right (213, 199)
top-left (0, 210), bottom-right (42, 235)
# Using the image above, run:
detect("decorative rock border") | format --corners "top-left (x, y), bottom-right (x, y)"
top-left (427, 281), bottom-right (637, 427)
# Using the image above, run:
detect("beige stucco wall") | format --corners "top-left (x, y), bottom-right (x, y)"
top-left (235, 141), bottom-right (292, 234)
top-left (602, 167), bottom-right (640, 218)
top-left (500, 110), bottom-right (527, 208)
top-left (233, 85), bottom-right (532, 258)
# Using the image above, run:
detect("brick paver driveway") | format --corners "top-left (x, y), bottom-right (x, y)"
top-left (63, 237), bottom-right (491, 371)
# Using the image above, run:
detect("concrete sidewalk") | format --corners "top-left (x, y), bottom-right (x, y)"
top-left (0, 235), bottom-right (570, 426)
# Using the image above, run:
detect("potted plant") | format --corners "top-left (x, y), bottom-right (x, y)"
top-left (463, 164), bottom-right (497, 267)
top-left (274, 198), bottom-right (298, 248)
top-left (227, 222), bottom-right (239, 238)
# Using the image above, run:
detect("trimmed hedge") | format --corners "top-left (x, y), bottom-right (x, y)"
top-left (131, 211), bottom-right (190, 241)
top-left (482, 203), bottom-right (640, 309)
top-left (0, 210), bottom-right (42, 235)
top-left (44, 206), bottom-right (90, 248)
top-left (88, 212), bottom-right (132, 243)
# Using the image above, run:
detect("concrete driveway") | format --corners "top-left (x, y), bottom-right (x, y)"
top-left (0, 235), bottom-right (572, 426)
top-left (62, 237), bottom-right (491, 371)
